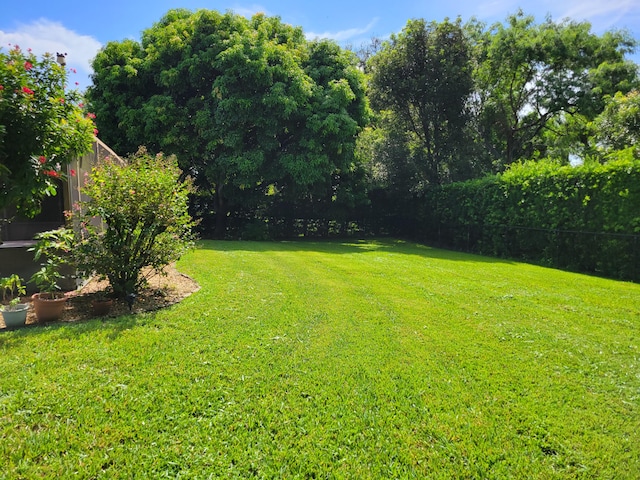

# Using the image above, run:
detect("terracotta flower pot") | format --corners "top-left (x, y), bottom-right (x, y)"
top-left (91, 298), bottom-right (113, 316)
top-left (32, 293), bottom-right (67, 323)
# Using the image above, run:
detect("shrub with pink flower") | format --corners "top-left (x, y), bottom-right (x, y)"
top-left (0, 45), bottom-right (96, 217)
top-left (73, 148), bottom-right (196, 298)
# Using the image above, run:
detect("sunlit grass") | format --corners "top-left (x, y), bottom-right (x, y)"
top-left (1, 239), bottom-right (638, 478)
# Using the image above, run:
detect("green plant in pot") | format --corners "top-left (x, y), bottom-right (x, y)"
top-left (0, 274), bottom-right (29, 328)
top-left (29, 227), bottom-right (75, 322)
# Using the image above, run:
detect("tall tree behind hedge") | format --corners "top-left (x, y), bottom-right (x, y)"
top-left (593, 90), bottom-right (640, 156)
top-left (88, 9), bottom-right (369, 236)
top-left (367, 18), bottom-right (474, 187)
top-left (474, 11), bottom-right (638, 167)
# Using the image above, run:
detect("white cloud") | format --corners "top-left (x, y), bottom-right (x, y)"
top-left (556, 0), bottom-right (638, 31)
top-left (0, 19), bottom-right (102, 89)
top-left (231, 4), bottom-right (271, 18)
top-left (462, 0), bottom-right (639, 31)
top-left (306, 18), bottom-right (379, 42)
top-left (558, 0), bottom-right (634, 19)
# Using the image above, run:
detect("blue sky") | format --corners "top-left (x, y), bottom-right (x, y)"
top-left (1, 0), bottom-right (639, 91)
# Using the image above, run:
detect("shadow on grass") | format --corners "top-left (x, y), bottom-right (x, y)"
top-left (0, 239), bottom-right (513, 343)
top-left (0, 311), bottom-right (155, 345)
top-left (195, 237), bottom-right (516, 265)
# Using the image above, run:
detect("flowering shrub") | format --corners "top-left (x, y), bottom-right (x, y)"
top-left (0, 45), bottom-right (95, 216)
top-left (73, 148), bottom-right (196, 297)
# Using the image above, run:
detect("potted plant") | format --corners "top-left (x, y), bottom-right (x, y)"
top-left (0, 274), bottom-right (29, 328)
top-left (91, 290), bottom-right (114, 317)
top-left (30, 261), bottom-right (68, 322)
top-left (29, 228), bottom-right (75, 323)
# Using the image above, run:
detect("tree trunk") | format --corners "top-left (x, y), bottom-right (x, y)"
top-left (214, 184), bottom-right (228, 239)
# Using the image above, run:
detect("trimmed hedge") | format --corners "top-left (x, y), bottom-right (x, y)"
top-left (421, 151), bottom-right (640, 280)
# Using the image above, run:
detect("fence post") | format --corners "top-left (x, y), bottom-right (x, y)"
top-left (635, 234), bottom-right (639, 283)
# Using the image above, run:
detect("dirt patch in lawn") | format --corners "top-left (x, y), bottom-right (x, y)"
top-left (12, 264), bottom-right (200, 327)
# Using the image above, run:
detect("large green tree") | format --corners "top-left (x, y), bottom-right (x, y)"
top-left (367, 18), bottom-right (474, 187)
top-left (474, 11), bottom-right (638, 167)
top-left (88, 9), bottom-right (369, 236)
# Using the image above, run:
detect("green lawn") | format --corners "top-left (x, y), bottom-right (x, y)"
top-left (1, 239), bottom-right (639, 478)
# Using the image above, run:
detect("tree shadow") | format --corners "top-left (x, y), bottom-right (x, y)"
top-left (0, 238), bottom-right (517, 344)
top-left (194, 237), bottom-right (516, 265)
top-left (0, 310), bottom-right (155, 346)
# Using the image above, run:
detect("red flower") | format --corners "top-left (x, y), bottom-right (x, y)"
top-left (24, 61), bottom-right (33, 70)
top-left (38, 156), bottom-right (46, 164)
top-left (78, 102), bottom-right (84, 108)
top-left (0, 85), bottom-right (4, 91)
top-left (43, 170), bottom-right (60, 178)
top-left (22, 86), bottom-right (34, 95)
top-left (93, 128), bottom-right (99, 135)
top-left (87, 112), bottom-right (96, 119)
top-left (70, 169), bottom-right (76, 177)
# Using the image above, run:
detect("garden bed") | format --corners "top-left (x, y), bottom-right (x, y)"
top-left (5, 264), bottom-right (199, 327)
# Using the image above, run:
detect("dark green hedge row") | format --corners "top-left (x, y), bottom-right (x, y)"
top-left (419, 151), bottom-right (640, 280)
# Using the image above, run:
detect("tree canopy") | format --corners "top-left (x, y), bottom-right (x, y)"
top-left (359, 12), bottom-right (638, 208)
top-left (473, 11), bottom-right (638, 167)
top-left (367, 18), bottom-right (474, 186)
top-left (87, 9), bottom-right (638, 238)
top-left (88, 9), bottom-right (369, 236)
top-left (593, 90), bottom-right (640, 156)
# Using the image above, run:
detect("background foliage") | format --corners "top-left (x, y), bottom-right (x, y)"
top-left (367, 18), bottom-right (475, 186)
top-left (83, 9), bottom-right (640, 279)
top-left (472, 12), bottom-right (637, 167)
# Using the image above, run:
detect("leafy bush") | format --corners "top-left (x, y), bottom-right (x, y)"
top-left (74, 148), bottom-right (196, 297)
